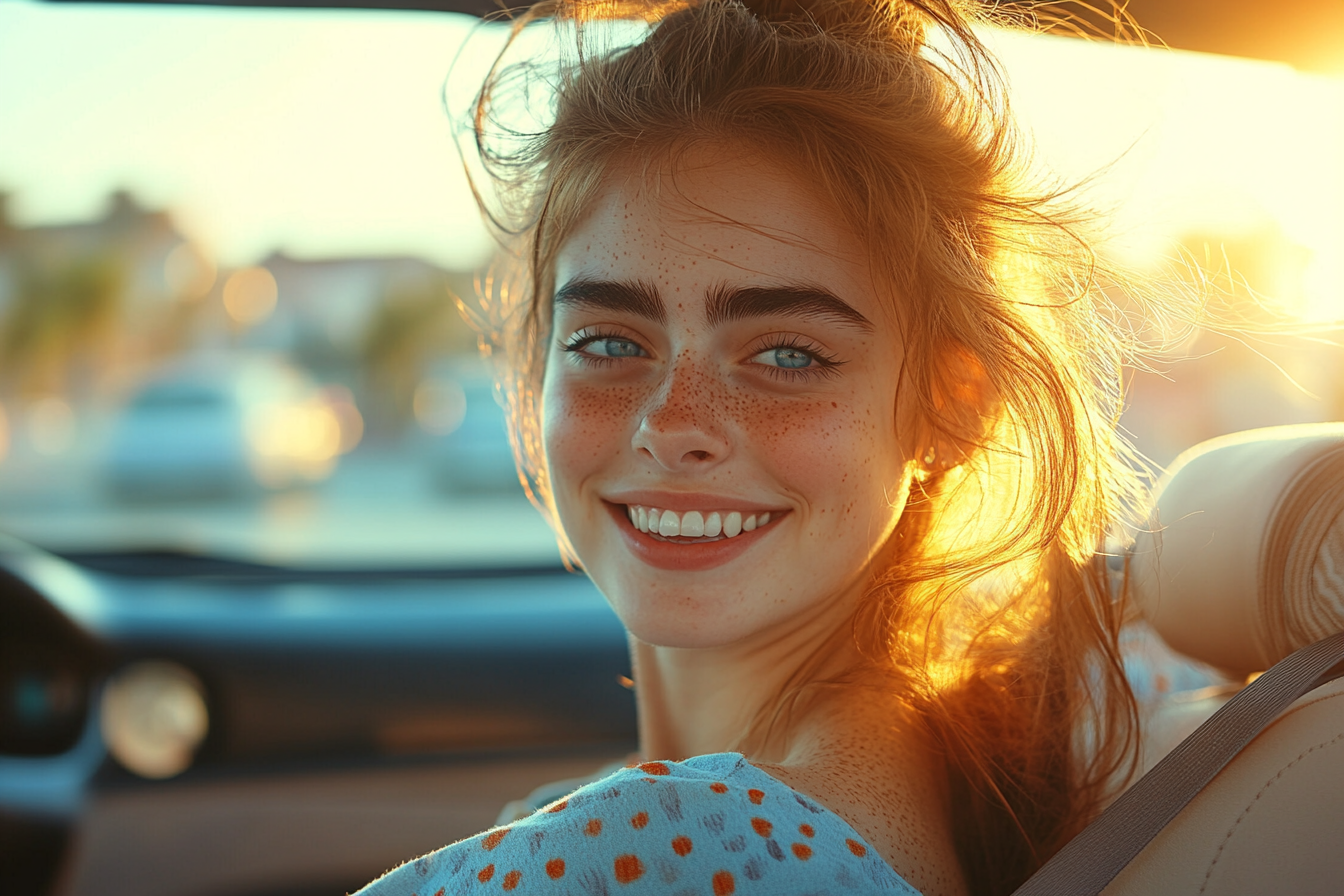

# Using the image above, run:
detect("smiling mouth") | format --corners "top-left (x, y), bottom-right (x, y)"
top-left (622, 504), bottom-right (779, 542)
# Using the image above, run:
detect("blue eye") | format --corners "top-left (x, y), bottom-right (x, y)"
top-left (772, 347), bottom-right (813, 369)
top-left (562, 331), bottom-right (648, 363)
top-left (750, 345), bottom-right (818, 369)
top-left (746, 338), bottom-right (842, 380)
top-left (589, 338), bottom-right (644, 358)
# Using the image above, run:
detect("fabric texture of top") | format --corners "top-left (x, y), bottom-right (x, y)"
top-left (355, 752), bottom-right (920, 895)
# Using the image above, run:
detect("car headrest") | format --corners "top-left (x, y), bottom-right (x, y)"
top-left (1130, 423), bottom-right (1344, 676)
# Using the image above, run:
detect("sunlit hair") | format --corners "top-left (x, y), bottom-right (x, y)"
top-left (463, 1), bottom-right (1165, 892)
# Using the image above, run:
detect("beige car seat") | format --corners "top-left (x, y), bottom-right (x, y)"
top-left (1103, 423), bottom-right (1344, 896)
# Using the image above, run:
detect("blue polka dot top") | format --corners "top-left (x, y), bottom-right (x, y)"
top-left (355, 752), bottom-right (921, 895)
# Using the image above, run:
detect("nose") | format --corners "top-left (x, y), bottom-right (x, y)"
top-left (632, 357), bottom-right (730, 471)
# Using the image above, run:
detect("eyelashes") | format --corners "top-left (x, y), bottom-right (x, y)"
top-left (561, 328), bottom-right (646, 367)
top-left (560, 328), bottom-right (845, 381)
top-left (746, 334), bottom-right (844, 381)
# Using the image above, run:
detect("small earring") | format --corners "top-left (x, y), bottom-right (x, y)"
top-left (922, 447), bottom-right (937, 466)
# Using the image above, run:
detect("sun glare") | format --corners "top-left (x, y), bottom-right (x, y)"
top-left (0, 3), bottom-right (1339, 320)
top-left (987, 27), bottom-right (1344, 323)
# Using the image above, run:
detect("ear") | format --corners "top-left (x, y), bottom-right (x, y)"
top-left (905, 344), bottom-right (993, 481)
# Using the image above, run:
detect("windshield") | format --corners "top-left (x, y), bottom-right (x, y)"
top-left (0, 0), bottom-right (1340, 568)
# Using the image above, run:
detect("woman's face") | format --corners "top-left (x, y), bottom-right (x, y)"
top-left (544, 147), bottom-right (917, 649)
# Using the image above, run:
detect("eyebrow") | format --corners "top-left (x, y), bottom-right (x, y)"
top-left (552, 277), bottom-right (874, 333)
top-left (553, 278), bottom-right (666, 325)
top-left (705, 283), bottom-right (874, 332)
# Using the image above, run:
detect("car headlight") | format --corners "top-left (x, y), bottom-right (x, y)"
top-left (99, 661), bottom-right (208, 779)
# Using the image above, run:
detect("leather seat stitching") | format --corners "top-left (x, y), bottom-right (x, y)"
top-left (1198, 730), bottom-right (1344, 894)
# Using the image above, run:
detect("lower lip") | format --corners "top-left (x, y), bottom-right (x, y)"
top-left (604, 503), bottom-right (782, 572)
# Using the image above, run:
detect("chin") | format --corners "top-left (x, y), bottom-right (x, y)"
top-left (604, 587), bottom-right (757, 650)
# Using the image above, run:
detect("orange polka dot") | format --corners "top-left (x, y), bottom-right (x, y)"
top-left (750, 817), bottom-right (772, 838)
top-left (585, 818), bottom-right (603, 836)
top-left (613, 854), bottom-right (645, 884)
top-left (799, 824), bottom-right (814, 838)
top-left (638, 761), bottom-right (671, 776)
top-left (642, 777), bottom-right (657, 783)
top-left (792, 843), bottom-right (813, 860)
top-left (710, 782), bottom-right (728, 794)
top-left (478, 864), bottom-right (495, 883)
top-left (846, 838), bottom-right (868, 857)
top-left (502, 870), bottom-right (521, 891)
top-left (631, 811), bottom-right (649, 829)
top-left (672, 836), bottom-right (693, 856)
top-left (712, 870), bottom-right (736, 895)
top-left (482, 828), bottom-right (510, 851)
top-left (546, 858), bottom-right (566, 879)
top-left (747, 789), bottom-right (765, 805)
top-left (546, 800), bottom-right (568, 813)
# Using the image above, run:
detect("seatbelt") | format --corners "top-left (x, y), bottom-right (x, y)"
top-left (1011, 630), bottom-right (1344, 896)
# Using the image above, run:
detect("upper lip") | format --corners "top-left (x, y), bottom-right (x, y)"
top-left (603, 490), bottom-right (787, 513)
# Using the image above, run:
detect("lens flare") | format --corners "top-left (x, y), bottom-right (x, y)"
top-left (222, 266), bottom-right (278, 326)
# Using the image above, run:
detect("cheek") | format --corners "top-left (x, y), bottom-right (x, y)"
top-left (541, 373), bottom-right (642, 488)
top-left (738, 393), bottom-right (900, 521)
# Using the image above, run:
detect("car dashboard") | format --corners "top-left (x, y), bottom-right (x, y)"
top-left (0, 537), bottom-right (637, 896)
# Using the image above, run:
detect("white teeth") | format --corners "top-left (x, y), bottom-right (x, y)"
top-left (626, 505), bottom-right (773, 539)
top-left (723, 511), bottom-right (743, 538)
top-left (658, 510), bottom-right (681, 537)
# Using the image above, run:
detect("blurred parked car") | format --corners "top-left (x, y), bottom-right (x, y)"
top-left (104, 358), bottom-right (347, 501)
top-left (415, 374), bottom-right (521, 496)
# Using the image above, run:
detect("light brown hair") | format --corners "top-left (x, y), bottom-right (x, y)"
top-left (465, 2), bottom-right (1155, 892)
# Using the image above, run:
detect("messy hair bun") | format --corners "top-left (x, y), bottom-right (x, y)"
top-left (465, 2), bottom-right (1153, 892)
top-left (735, 0), bottom-right (930, 45)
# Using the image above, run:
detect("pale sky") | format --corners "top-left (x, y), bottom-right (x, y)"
top-left (0, 0), bottom-right (508, 268)
top-left (1, 0), bottom-right (1341, 319)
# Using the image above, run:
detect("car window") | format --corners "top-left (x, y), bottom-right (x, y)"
top-left (0, 0), bottom-right (1340, 569)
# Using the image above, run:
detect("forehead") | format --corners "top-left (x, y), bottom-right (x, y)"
top-left (553, 147), bottom-right (884, 321)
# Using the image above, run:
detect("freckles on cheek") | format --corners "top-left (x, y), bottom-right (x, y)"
top-left (737, 395), bottom-right (879, 484)
top-left (543, 378), bottom-right (643, 469)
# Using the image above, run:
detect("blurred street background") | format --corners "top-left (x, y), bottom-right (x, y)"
top-left (0, 0), bottom-right (1341, 568)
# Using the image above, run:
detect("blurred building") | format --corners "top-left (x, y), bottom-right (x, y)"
top-left (0, 190), bottom-right (480, 502)
top-left (0, 190), bottom-right (474, 409)
top-left (0, 190), bottom-right (184, 402)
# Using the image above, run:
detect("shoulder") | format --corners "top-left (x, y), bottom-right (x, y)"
top-left (356, 753), bottom-right (920, 895)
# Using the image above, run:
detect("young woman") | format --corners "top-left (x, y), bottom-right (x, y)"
top-left (360, 1), bottom-right (1151, 893)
